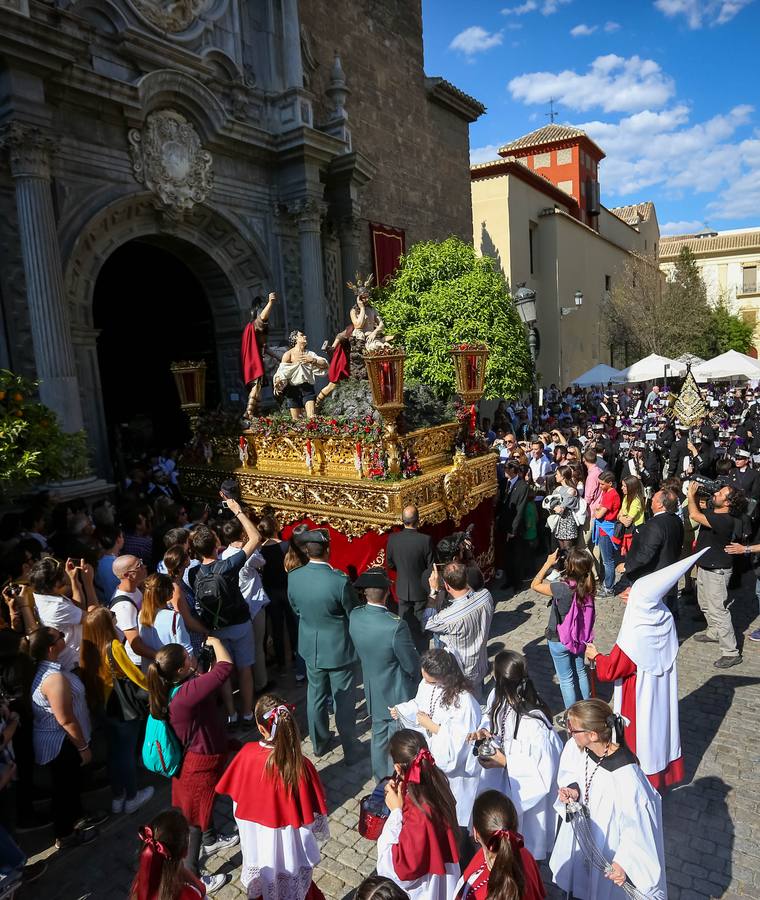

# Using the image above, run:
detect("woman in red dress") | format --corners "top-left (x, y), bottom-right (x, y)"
top-left (130, 808), bottom-right (217, 899)
top-left (456, 790), bottom-right (545, 900)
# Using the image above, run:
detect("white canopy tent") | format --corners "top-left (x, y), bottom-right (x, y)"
top-left (611, 354), bottom-right (686, 384)
top-left (674, 353), bottom-right (705, 367)
top-left (571, 364), bottom-right (622, 387)
top-left (692, 350), bottom-right (760, 382)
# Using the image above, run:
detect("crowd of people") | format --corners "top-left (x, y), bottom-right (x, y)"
top-left (0, 378), bottom-right (757, 899)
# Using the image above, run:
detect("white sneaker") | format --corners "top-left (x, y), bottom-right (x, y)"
top-left (227, 713), bottom-right (238, 727)
top-left (201, 873), bottom-right (229, 894)
top-left (201, 832), bottom-right (240, 858)
top-left (124, 787), bottom-right (155, 815)
top-left (111, 796), bottom-right (125, 815)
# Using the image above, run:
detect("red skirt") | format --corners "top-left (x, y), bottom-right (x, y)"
top-left (172, 751), bottom-right (227, 830)
top-left (327, 332), bottom-right (352, 383)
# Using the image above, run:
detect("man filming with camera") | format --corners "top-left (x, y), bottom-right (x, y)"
top-left (687, 479), bottom-right (748, 668)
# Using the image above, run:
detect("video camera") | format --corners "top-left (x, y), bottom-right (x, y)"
top-left (693, 474), bottom-right (728, 497)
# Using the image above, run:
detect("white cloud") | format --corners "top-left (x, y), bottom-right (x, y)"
top-left (604, 20), bottom-right (622, 31)
top-left (660, 220), bottom-right (708, 235)
top-left (654, 0), bottom-right (755, 28)
top-left (502, 0), bottom-right (570, 14)
top-left (450, 26), bottom-right (503, 56)
top-left (508, 54), bottom-right (675, 113)
top-left (570, 23), bottom-right (597, 35)
top-left (470, 144), bottom-right (502, 165)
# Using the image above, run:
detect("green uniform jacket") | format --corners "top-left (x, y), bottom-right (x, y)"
top-left (288, 561), bottom-right (358, 669)
top-left (349, 604), bottom-right (420, 722)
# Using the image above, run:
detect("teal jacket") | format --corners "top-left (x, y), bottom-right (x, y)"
top-left (349, 603), bottom-right (420, 722)
top-left (287, 561), bottom-right (358, 669)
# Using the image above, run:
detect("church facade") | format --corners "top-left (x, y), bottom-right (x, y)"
top-left (0, 0), bottom-right (482, 474)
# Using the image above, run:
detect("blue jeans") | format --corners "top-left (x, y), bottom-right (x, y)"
top-left (598, 531), bottom-right (616, 590)
top-left (106, 716), bottom-right (141, 800)
top-left (548, 640), bottom-right (591, 710)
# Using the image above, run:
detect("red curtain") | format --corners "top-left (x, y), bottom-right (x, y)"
top-left (370, 223), bottom-right (406, 285)
top-left (280, 496), bottom-right (496, 595)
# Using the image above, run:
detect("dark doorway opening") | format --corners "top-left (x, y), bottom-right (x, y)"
top-left (93, 239), bottom-right (219, 464)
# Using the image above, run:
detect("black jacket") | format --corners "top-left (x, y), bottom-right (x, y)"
top-left (386, 528), bottom-right (435, 612)
top-left (667, 438), bottom-right (690, 479)
top-left (498, 478), bottom-right (529, 537)
top-left (624, 512), bottom-right (684, 582)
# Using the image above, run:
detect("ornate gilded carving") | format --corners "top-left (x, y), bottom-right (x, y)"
top-left (128, 110), bottom-right (213, 217)
top-left (128, 0), bottom-right (213, 33)
top-left (402, 423), bottom-right (458, 470)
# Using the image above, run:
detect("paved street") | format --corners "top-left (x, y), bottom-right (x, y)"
top-left (21, 579), bottom-right (760, 900)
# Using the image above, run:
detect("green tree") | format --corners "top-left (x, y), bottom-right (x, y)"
top-left (376, 237), bottom-right (532, 398)
top-left (698, 296), bottom-right (755, 356)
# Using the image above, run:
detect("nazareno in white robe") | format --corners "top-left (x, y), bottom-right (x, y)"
top-left (549, 738), bottom-right (667, 900)
top-left (477, 691), bottom-right (563, 860)
top-left (395, 680), bottom-right (481, 827)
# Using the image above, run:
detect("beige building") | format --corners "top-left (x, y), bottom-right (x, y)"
top-left (470, 125), bottom-right (659, 387)
top-left (659, 229), bottom-right (760, 356)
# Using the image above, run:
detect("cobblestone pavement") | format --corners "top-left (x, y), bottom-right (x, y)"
top-left (21, 579), bottom-right (760, 900)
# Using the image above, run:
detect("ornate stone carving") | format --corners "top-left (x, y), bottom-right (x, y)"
top-left (127, 110), bottom-right (213, 217)
top-left (128, 0), bottom-right (213, 33)
top-left (0, 122), bottom-right (56, 180)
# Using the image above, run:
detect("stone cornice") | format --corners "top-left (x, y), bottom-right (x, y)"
top-left (0, 5), bottom-right (91, 73)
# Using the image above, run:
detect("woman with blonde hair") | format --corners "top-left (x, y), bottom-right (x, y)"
top-left (216, 694), bottom-right (329, 900)
top-left (80, 607), bottom-right (153, 815)
top-left (138, 573), bottom-right (195, 665)
top-left (549, 699), bottom-right (666, 899)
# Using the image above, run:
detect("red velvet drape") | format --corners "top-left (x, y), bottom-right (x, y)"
top-left (370, 223), bottom-right (406, 285)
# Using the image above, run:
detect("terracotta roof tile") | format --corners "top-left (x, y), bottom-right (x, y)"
top-left (610, 201), bottom-right (655, 226)
top-left (498, 124), bottom-right (604, 158)
top-left (659, 230), bottom-right (760, 259)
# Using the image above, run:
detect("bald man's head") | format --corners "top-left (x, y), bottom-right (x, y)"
top-left (402, 505), bottom-right (419, 527)
top-left (112, 554), bottom-right (146, 585)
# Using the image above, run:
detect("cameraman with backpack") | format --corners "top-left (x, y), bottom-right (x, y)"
top-left (145, 636), bottom-right (237, 894)
top-left (530, 548), bottom-right (596, 710)
top-left (189, 493), bottom-right (261, 727)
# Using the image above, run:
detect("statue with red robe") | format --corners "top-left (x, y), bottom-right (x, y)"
top-left (241, 291), bottom-right (276, 418)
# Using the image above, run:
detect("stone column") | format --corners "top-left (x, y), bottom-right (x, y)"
top-left (339, 215), bottom-right (362, 318)
top-left (1, 122), bottom-right (84, 432)
top-left (281, 0), bottom-right (304, 89)
top-left (294, 197), bottom-right (328, 350)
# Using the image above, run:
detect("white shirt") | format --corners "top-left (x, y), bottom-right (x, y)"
top-left (221, 545), bottom-right (270, 618)
top-left (111, 589), bottom-right (143, 665)
top-left (529, 455), bottom-right (553, 483)
top-left (33, 594), bottom-right (82, 671)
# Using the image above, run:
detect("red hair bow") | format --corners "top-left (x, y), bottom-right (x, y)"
top-left (138, 825), bottom-right (170, 859)
top-left (404, 747), bottom-right (436, 784)
top-left (263, 703), bottom-right (296, 737)
top-left (487, 828), bottom-right (524, 855)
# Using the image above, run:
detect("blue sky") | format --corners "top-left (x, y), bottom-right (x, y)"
top-left (421, 0), bottom-right (760, 234)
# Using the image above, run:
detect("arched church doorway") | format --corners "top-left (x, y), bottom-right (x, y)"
top-left (93, 238), bottom-right (220, 463)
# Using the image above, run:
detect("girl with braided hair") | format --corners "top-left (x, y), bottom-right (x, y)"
top-left (215, 694), bottom-right (329, 900)
top-left (454, 791), bottom-right (545, 900)
top-left (376, 729), bottom-right (460, 900)
top-left (468, 651), bottom-right (562, 861)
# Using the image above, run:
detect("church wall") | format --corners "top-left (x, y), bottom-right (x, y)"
top-left (299, 0), bottom-right (477, 274)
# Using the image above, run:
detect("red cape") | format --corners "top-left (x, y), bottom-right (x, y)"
top-left (215, 742), bottom-right (327, 828)
top-left (392, 797), bottom-right (459, 881)
top-left (459, 846), bottom-right (545, 900)
top-left (241, 320), bottom-right (265, 384)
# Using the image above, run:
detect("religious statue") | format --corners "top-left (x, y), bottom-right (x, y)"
top-left (240, 292), bottom-right (277, 419)
top-left (316, 273), bottom-right (394, 407)
top-left (273, 330), bottom-right (329, 419)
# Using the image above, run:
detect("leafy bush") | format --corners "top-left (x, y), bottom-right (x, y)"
top-left (376, 237), bottom-right (532, 399)
top-left (0, 370), bottom-right (90, 495)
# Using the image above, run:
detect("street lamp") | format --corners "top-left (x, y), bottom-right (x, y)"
top-left (561, 290), bottom-right (584, 317)
top-left (513, 284), bottom-right (539, 424)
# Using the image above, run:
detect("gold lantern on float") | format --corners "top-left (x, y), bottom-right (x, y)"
top-left (170, 360), bottom-right (207, 433)
top-left (450, 343), bottom-right (489, 405)
top-left (364, 348), bottom-right (406, 475)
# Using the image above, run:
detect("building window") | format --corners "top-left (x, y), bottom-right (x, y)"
top-left (529, 222), bottom-right (537, 274)
top-left (743, 265), bottom-right (758, 294)
top-left (558, 179), bottom-right (573, 194)
top-left (605, 274), bottom-right (611, 292)
top-left (557, 147), bottom-right (572, 165)
top-left (534, 152), bottom-right (551, 169)
top-left (370, 222), bottom-right (406, 285)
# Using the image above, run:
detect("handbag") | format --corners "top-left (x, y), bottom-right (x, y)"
top-left (106, 645), bottom-right (149, 722)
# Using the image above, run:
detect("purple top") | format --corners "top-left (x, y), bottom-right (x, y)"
top-left (169, 661), bottom-right (232, 756)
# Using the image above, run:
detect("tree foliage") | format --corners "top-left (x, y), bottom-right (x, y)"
top-left (604, 247), bottom-right (711, 359)
top-left (375, 237), bottom-right (532, 399)
top-left (698, 297), bottom-right (756, 356)
top-left (0, 370), bottom-right (90, 497)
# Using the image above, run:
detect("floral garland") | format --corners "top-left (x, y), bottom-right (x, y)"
top-left (452, 340), bottom-right (488, 351)
top-left (247, 414), bottom-right (384, 445)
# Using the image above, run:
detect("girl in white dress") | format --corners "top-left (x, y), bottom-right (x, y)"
top-left (550, 699), bottom-right (667, 900)
top-left (469, 650), bottom-right (562, 861)
top-left (391, 648), bottom-right (481, 829)
top-left (376, 730), bottom-right (460, 900)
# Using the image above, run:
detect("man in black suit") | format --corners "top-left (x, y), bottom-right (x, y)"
top-left (499, 461), bottom-right (530, 593)
top-left (386, 505), bottom-right (434, 652)
top-left (619, 488), bottom-right (684, 612)
top-left (667, 424), bottom-right (690, 480)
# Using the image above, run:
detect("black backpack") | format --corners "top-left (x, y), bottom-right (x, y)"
top-left (191, 563), bottom-right (247, 630)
